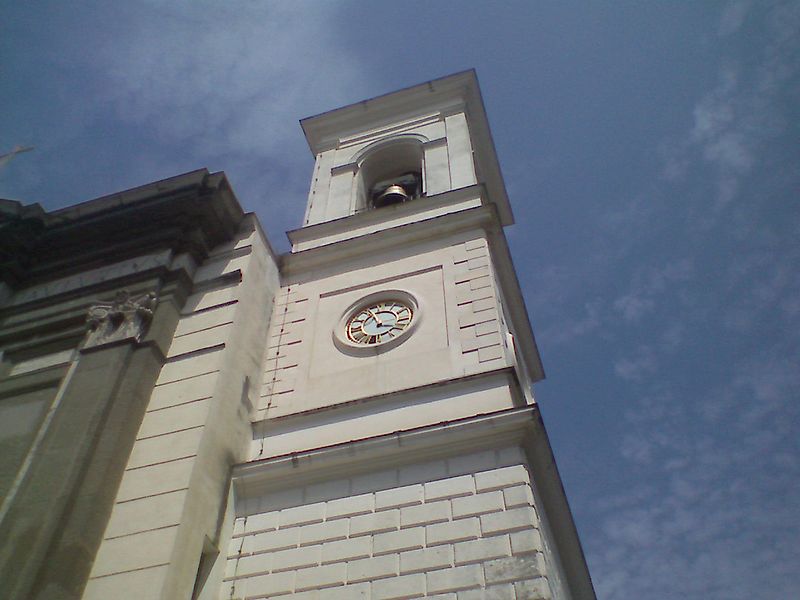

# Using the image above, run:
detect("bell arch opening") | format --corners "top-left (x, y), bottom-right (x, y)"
top-left (356, 139), bottom-right (424, 212)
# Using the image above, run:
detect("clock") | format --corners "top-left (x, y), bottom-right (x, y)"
top-left (334, 290), bottom-right (420, 354)
top-left (346, 299), bottom-right (414, 345)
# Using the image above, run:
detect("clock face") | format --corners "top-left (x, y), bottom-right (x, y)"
top-left (346, 299), bottom-right (414, 345)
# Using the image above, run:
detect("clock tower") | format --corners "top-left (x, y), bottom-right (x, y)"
top-left (225, 71), bottom-right (596, 599)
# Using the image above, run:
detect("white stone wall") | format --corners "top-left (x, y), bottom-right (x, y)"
top-left (224, 448), bottom-right (553, 599)
top-left (83, 220), bottom-right (279, 599)
top-left (258, 232), bottom-right (510, 421)
top-left (452, 237), bottom-right (510, 375)
top-left (258, 284), bottom-right (308, 421)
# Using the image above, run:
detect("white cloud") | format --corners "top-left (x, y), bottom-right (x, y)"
top-left (541, 299), bottom-right (603, 346)
top-left (591, 347), bottom-right (800, 599)
top-left (0, 2), bottom-right (377, 245)
top-left (690, 66), bottom-right (758, 209)
top-left (613, 294), bottom-right (654, 323)
top-left (525, 262), bottom-right (609, 347)
top-left (26, 2), bottom-right (377, 246)
top-left (702, 131), bottom-right (754, 171)
top-left (664, 1), bottom-right (800, 212)
top-left (613, 346), bottom-right (657, 381)
top-left (721, 240), bottom-right (800, 333)
top-left (659, 321), bottom-right (684, 351)
top-left (612, 259), bottom-right (694, 324)
top-left (530, 4), bottom-right (800, 597)
top-left (600, 194), bottom-right (654, 233)
top-left (531, 13), bottom-right (799, 593)
top-left (690, 67), bottom-right (738, 142)
top-left (659, 150), bottom-right (689, 182)
top-left (718, 0), bottom-right (753, 37)
top-left (92, 3), bottom-right (369, 159)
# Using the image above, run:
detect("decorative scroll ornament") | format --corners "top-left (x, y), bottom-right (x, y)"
top-left (84, 290), bottom-right (157, 348)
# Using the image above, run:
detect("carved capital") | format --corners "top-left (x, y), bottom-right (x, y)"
top-left (84, 290), bottom-right (157, 349)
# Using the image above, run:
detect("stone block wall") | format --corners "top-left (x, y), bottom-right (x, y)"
top-left (258, 232), bottom-right (512, 423)
top-left (452, 237), bottom-right (509, 375)
top-left (83, 220), bottom-right (279, 599)
top-left (224, 447), bottom-right (554, 599)
top-left (258, 284), bottom-right (308, 420)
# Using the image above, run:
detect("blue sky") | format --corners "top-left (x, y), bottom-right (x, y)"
top-left (2, 2), bottom-right (798, 598)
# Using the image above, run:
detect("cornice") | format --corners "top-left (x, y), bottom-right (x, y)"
top-left (280, 200), bottom-right (495, 279)
top-left (1, 169), bottom-right (244, 291)
top-left (301, 71), bottom-right (476, 154)
top-left (234, 406), bottom-right (539, 499)
top-left (286, 184), bottom-right (485, 248)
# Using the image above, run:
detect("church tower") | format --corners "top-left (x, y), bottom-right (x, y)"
top-left (225, 71), bottom-right (595, 599)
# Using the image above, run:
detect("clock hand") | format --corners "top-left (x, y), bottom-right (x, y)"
top-left (367, 308), bottom-right (383, 327)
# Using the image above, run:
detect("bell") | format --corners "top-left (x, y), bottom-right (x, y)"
top-left (373, 184), bottom-right (410, 208)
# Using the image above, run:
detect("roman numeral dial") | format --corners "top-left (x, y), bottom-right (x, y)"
top-left (346, 300), bottom-right (413, 345)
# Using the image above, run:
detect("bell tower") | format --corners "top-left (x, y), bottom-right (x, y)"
top-left (298, 70), bottom-right (512, 233)
top-left (226, 71), bottom-right (595, 599)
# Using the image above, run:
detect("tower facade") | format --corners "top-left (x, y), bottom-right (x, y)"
top-left (0, 71), bottom-right (593, 599)
top-left (222, 71), bottom-right (594, 599)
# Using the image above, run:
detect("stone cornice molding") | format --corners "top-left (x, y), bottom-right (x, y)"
top-left (1, 169), bottom-right (244, 291)
top-left (283, 204), bottom-right (494, 278)
top-left (234, 406), bottom-right (538, 499)
top-left (286, 184), bottom-right (486, 252)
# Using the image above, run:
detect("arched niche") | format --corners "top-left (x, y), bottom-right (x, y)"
top-left (354, 136), bottom-right (427, 212)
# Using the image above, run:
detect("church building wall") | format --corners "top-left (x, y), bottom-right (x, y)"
top-left (84, 216), bottom-right (280, 599)
top-left (225, 446), bottom-right (554, 599)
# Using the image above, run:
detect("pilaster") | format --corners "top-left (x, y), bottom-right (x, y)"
top-left (0, 168), bottom-right (249, 600)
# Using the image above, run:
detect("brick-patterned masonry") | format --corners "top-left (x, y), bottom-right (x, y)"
top-left (259, 285), bottom-right (307, 420)
top-left (224, 448), bottom-right (553, 599)
top-left (453, 237), bottom-right (507, 374)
